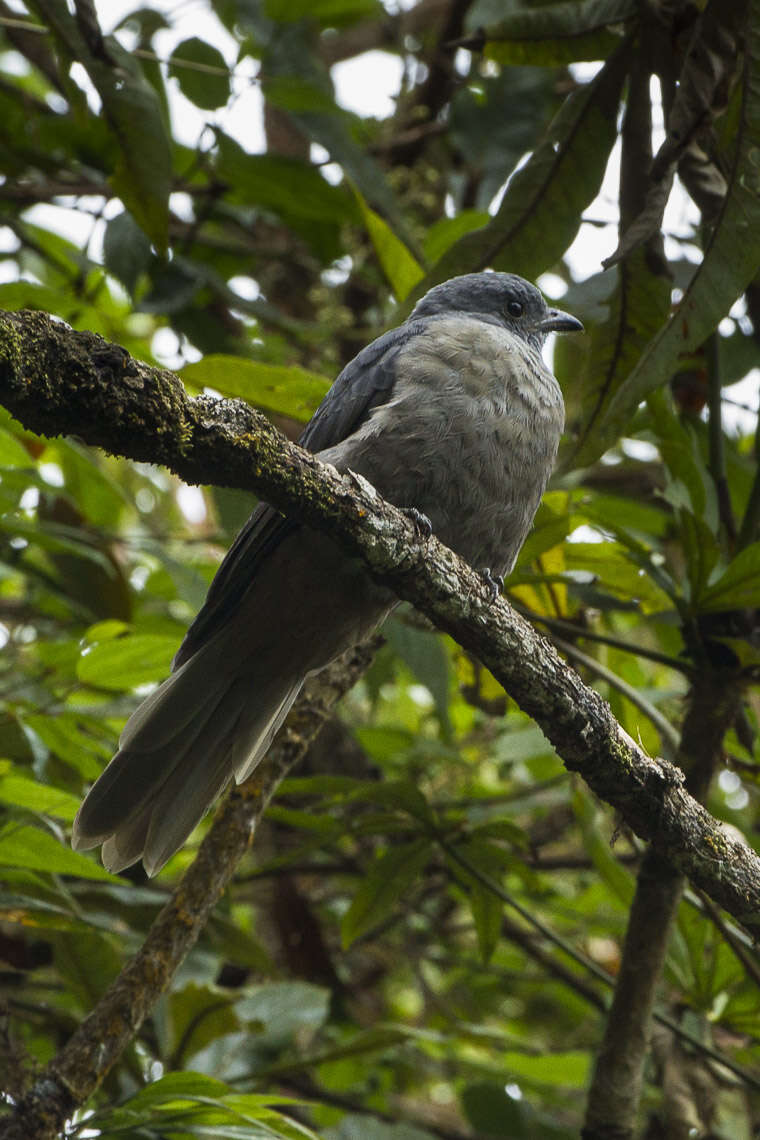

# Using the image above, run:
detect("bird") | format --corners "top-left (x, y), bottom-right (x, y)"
top-left (72, 272), bottom-right (583, 876)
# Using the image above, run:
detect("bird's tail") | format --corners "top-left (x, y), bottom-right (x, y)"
top-left (72, 646), bottom-right (303, 876)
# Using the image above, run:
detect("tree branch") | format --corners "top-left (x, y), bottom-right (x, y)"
top-left (1, 308), bottom-right (759, 940)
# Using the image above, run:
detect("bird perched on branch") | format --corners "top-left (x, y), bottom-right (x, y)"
top-left (73, 272), bottom-right (582, 875)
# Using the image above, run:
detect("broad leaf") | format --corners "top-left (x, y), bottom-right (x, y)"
top-left (169, 37), bottom-right (230, 110)
top-left (341, 838), bottom-right (431, 946)
top-left (354, 190), bottom-right (425, 301)
top-left (699, 542), bottom-right (760, 611)
top-left (0, 823), bottom-right (118, 880)
top-left (569, 254), bottom-right (672, 468)
top-left (77, 633), bottom-right (177, 690)
top-left (182, 355), bottom-right (331, 420)
top-left (481, 0), bottom-right (638, 66)
top-left (0, 765), bottom-right (81, 821)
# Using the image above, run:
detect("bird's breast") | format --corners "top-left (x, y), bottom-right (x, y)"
top-left (327, 315), bottom-right (565, 575)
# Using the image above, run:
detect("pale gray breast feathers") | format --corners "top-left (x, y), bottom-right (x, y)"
top-left (321, 315), bottom-right (565, 575)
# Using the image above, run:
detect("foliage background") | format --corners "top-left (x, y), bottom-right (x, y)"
top-left (1, 0), bottom-right (760, 1136)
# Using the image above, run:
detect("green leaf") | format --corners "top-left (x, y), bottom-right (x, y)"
top-left (445, 837), bottom-right (514, 962)
top-left (699, 543), bottom-right (760, 611)
top-left (718, 321), bottom-right (760, 384)
top-left (21, 712), bottom-right (112, 780)
top-left (77, 633), bottom-right (177, 690)
top-left (84, 619), bottom-right (131, 642)
top-left (0, 427), bottom-right (32, 467)
top-left (345, 779), bottom-right (434, 823)
top-left (355, 726), bottom-right (416, 763)
top-left (0, 892), bottom-right (81, 933)
top-left (265, 0), bottom-right (383, 24)
top-left (264, 74), bottom-right (347, 114)
top-left (424, 212), bottom-right (489, 264)
top-left (278, 773), bottom-right (368, 798)
top-left (54, 438), bottom-right (131, 529)
top-left (450, 68), bottom-right (555, 210)
top-left (89, 1074), bottom-right (320, 1139)
top-left (181, 355), bottom-right (331, 420)
top-left (0, 823), bottom-right (118, 880)
top-left (569, 254), bottom-right (672, 468)
top-left (563, 541), bottom-right (674, 612)
top-left (0, 515), bottom-right (116, 574)
top-left (110, 1072), bottom-right (231, 1109)
top-left (0, 281), bottom-right (79, 315)
top-left (572, 785), bottom-right (634, 906)
top-left (327, 1117), bottom-right (438, 1140)
top-left (674, 508), bottom-right (722, 606)
top-left (383, 618), bottom-right (451, 733)
top-left (515, 500), bottom-right (572, 566)
top-left (103, 209), bottom-right (152, 294)
top-left (502, 1049), bottom-right (591, 1088)
top-left (482, 0), bottom-right (638, 65)
top-left (169, 37), bottom-right (230, 110)
top-left (341, 838), bottom-right (431, 946)
top-left (0, 764), bottom-right (81, 821)
top-left (265, 804), bottom-right (343, 834)
top-left (648, 391), bottom-right (719, 527)
top-left (168, 983), bottom-right (240, 1065)
top-left (354, 189), bottom-right (425, 301)
top-left (92, 44), bottom-right (172, 253)
top-left (216, 132), bottom-right (357, 225)
top-left (137, 538), bottom-right (211, 611)
top-left (461, 1081), bottom-right (576, 1139)
top-left (51, 928), bottom-right (123, 1008)
top-left (468, 877), bottom-right (503, 963)
top-left (580, 492), bottom-right (669, 542)
top-left (421, 43), bottom-right (629, 285)
top-left (467, 818), bottom-right (529, 845)
top-left (237, 981), bottom-right (330, 1049)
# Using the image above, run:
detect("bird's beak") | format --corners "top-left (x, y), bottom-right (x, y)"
top-left (539, 308), bottom-right (584, 334)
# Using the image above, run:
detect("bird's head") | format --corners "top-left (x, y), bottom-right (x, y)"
top-left (410, 272), bottom-right (583, 353)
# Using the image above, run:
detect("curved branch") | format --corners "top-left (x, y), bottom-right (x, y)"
top-left (0, 308), bottom-right (758, 934)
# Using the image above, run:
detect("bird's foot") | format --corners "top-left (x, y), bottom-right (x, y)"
top-left (481, 568), bottom-right (504, 602)
top-left (402, 507), bottom-right (433, 539)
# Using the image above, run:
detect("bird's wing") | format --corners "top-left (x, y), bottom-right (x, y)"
top-left (298, 321), bottom-right (420, 452)
top-left (173, 321), bottom-right (421, 668)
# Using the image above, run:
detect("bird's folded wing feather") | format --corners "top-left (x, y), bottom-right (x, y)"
top-left (173, 321), bottom-right (423, 668)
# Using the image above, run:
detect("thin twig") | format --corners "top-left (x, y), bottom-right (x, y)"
top-left (519, 605), bottom-right (693, 674)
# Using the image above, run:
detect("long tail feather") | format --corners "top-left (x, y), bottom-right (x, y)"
top-left (72, 652), bottom-right (302, 875)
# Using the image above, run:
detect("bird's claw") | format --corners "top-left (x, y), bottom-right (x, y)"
top-left (402, 507), bottom-right (433, 539)
top-left (481, 568), bottom-right (503, 602)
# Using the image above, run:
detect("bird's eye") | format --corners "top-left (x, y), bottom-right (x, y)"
top-left (507, 300), bottom-right (523, 318)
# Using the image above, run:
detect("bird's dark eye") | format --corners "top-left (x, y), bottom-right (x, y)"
top-left (507, 300), bottom-right (523, 318)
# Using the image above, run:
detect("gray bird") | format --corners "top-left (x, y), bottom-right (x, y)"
top-left (72, 272), bottom-right (582, 875)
